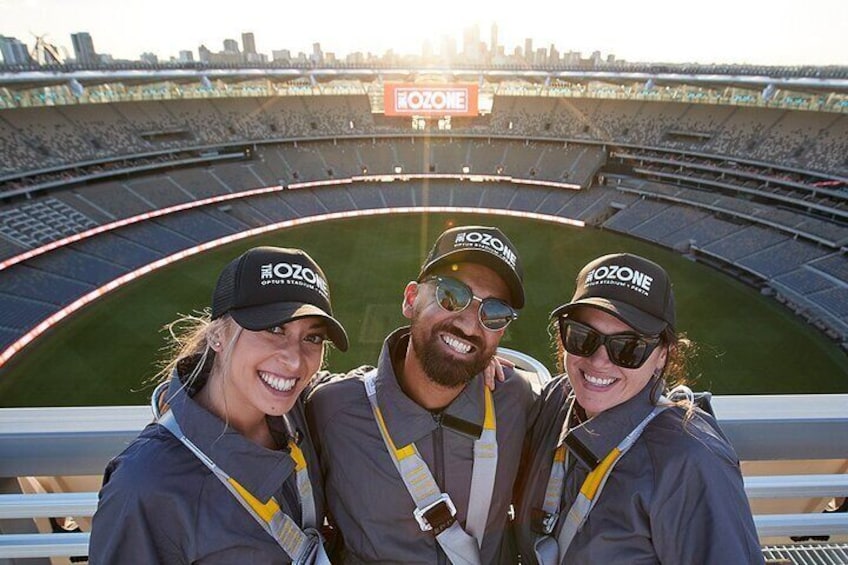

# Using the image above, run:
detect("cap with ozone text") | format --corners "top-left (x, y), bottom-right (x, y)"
top-left (211, 246), bottom-right (349, 351)
top-left (418, 225), bottom-right (525, 308)
top-left (550, 253), bottom-right (675, 335)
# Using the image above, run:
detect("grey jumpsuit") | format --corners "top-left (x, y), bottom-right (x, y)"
top-left (307, 327), bottom-right (540, 564)
top-left (89, 371), bottom-right (325, 564)
top-left (513, 375), bottom-right (764, 564)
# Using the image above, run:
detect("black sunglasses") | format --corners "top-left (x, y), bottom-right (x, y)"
top-left (558, 318), bottom-right (661, 369)
top-left (423, 276), bottom-right (518, 331)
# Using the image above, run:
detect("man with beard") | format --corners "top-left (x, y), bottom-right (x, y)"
top-left (307, 225), bottom-right (539, 564)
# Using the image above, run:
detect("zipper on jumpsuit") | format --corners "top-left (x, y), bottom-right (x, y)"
top-left (432, 413), bottom-right (448, 565)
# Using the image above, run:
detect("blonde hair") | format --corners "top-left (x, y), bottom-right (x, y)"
top-left (151, 310), bottom-right (222, 384)
top-left (151, 309), bottom-right (331, 395)
top-left (147, 310), bottom-right (238, 413)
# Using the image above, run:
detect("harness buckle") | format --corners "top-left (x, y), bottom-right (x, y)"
top-left (541, 512), bottom-right (558, 535)
top-left (531, 508), bottom-right (559, 535)
top-left (413, 493), bottom-right (457, 534)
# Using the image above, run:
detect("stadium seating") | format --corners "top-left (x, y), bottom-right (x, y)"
top-left (0, 92), bottom-right (846, 362)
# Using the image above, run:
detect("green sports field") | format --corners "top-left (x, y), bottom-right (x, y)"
top-left (1, 212), bottom-right (846, 407)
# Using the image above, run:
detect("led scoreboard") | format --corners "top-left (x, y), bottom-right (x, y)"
top-left (383, 83), bottom-right (479, 117)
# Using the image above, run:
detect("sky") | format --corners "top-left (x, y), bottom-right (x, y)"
top-left (2, 0), bottom-right (847, 66)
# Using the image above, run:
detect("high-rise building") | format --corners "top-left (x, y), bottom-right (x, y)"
top-left (272, 49), bottom-right (292, 62)
top-left (179, 50), bottom-right (194, 63)
top-left (563, 51), bottom-right (581, 65)
top-left (524, 38), bottom-right (533, 64)
top-left (242, 32), bottom-right (256, 55)
top-left (462, 24), bottom-right (481, 62)
top-left (311, 42), bottom-right (323, 64)
top-left (0, 35), bottom-right (33, 65)
top-left (245, 51), bottom-right (267, 64)
top-left (71, 32), bottom-right (97, 64)
top-left (535, 47), bottom-right (547, 65)
top-left (346, 51), bottom-right (365, 64)
top-left (223, 39), bottom-right (239, 54)
top-left (440, 35), bottom-right (457, 62)
top-left (490, 23), bottom-right (498, 57)
top-left (590, 50), bottom-right (602, 66)
top-left (207, 40), bottom-right (242, 64)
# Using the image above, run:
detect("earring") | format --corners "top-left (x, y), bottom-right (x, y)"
top-left (211, 340), bottom-right (221, 350)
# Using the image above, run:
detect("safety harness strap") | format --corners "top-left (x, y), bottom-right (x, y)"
top-left (363, 369), bottom-right (496, 565)
top-left (153, 383), bottom-right (328, 564)
top-left (465, 385), bottom-right (497, 547)
top-left (533, 401), bottom-right (668, 565)
top-left (289, 438), bottom-right (317, 530)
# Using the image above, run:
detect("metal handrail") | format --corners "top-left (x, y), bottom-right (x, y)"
top-left (1, 393), bottom-right (847, 560)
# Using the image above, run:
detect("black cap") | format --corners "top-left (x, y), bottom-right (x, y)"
top-left (211, 246), bottom-right (349, 351)
top-left (418, 225), bottom-right (524, 308)
top-left (550, 253), bottom-right (675, 335)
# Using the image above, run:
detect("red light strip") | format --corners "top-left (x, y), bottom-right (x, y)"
top-left (1, 174), bottom-right (581, 272)
top-left (0, 206), bottom-right (583, 369)
top-left (0, 185), bottom-right (286, 272)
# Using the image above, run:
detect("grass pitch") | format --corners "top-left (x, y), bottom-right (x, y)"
top-left (1, 212), bottom-right (846, 407)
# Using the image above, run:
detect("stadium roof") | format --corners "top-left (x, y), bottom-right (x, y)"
top-left (1, 63), bottom-right (847, 94)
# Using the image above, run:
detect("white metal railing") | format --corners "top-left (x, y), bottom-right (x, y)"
top-left (1, 393), bottom-right (846, 561)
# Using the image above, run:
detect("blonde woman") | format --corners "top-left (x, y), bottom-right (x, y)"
top-left (89, 246), bottom-right (348, 564)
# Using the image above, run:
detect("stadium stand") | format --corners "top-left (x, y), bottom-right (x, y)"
top-left (603, 197), bottom-right (670, 232)
top-left (1, 85), bottom-right (847, 364)
top-left (26, 248), bottom-right (127, 286)
top-left (810, 253), bottom-right (848, 281)
top-left (72, 233), bottom-right (163, 269)
top-left (775, 267), bottom-right (837, 295)
top-left (116, 221), bottom-right (196, 256)
top-left (72, 180), bottom-right (153, 218)
top-left (738, 239), bottom-right (831, 279)
top-left (0, 198), bottom-right (98, 248)
top-left (630, 204), bottom-right (710, 247)
top-left (701, 225), bottom-right (789, 262)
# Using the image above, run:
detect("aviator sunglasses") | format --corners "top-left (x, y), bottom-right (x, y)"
top-left (422, 276), bottom-right (518, 331)
top-left (558, 318), bottom-right (662, 369)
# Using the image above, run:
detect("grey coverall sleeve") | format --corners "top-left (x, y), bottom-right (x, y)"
top-left (89, 452), bottom-right (191, 564)
top-left (649, 430), bottom-right (765, 564)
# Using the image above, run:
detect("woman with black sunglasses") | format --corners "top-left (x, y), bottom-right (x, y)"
top-left (513, 253), bottom-right (763, 564)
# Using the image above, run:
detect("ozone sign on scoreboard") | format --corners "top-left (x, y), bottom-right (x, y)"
top-left (384, 83), bottom-right (479, 117)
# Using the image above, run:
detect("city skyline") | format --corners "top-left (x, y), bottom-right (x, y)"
top-left (2, 0), bottom-right (847, 67)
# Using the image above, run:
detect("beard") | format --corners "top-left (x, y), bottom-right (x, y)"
top-left (409, 317), bottom-right (496, 389)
